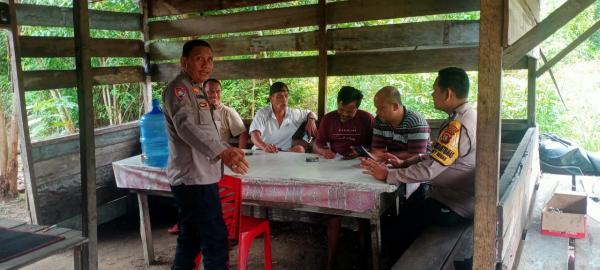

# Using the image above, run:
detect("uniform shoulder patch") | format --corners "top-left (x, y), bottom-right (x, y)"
top-left (431, 120), bottom-right (461, 166)
top-left (174, 86), bottom-right (186, 101)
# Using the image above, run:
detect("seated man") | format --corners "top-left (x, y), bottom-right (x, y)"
top-left (371, 86), bottom-right (430, 161)
top-left (313, 86), bottom-right (374, 269)
top-left (249, 82), bottom-right (317, 153)
top-left (314, 86), bottom-right (374, 159)
top-left (362, 67), bottom-right (475, 269)
top-left (204, 78), bottom-right (249, 149)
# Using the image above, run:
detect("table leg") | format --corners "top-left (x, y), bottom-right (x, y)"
top-left (74, 243), bottom-right (85, 270)
top-left (370, 218), bottom-right (382, 270)
top-left (138, 193), bottom-right (155, 265)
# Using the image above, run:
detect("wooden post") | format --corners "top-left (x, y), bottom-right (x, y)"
top-left (527, 57), bottom-right (537, 127)
top-left (475, 0), bottom-right (504, 269)
top-left (140, 0), bottom-right (153, 112)
top-left (73, 0), bottom-right (97, 269)
top-left (6, 0), bottom-right (40, 224)
top-left (317, 0), bottom-right (327, 118)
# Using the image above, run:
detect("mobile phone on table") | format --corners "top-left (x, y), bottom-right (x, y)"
top-left (353, 146), bottom-right (375, 160)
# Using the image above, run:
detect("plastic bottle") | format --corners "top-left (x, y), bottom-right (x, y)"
top-left (139, 99), bottom-right (168, 168)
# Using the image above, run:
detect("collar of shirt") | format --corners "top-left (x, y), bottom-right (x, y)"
top-left (267, 105), bottom-right (291, 123)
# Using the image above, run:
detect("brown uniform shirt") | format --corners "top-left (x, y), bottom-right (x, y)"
top-left (162, 72), bottom-right (228, 186)
top-left (212, 104), bottom-right (246, 143)
top-left (386, 103), bottom-right (477, 218)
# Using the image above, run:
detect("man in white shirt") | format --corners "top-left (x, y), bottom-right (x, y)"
top-left (249, 82), bottom-right (317, 153)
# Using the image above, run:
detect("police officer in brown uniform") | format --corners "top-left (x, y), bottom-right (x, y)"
top-left (162, 39), bottom-right (248, 270)
top-left (361, 67), bottom-right (475, 269)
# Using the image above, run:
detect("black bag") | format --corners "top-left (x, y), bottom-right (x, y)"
top-left (539, 134), bottom-right (600, 175)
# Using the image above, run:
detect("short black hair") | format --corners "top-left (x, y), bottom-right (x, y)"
top-left (269, 81), bottom-right (289, 96)
top-left (202, 78), bottom-right (221, 89)
top-left (181, 40), bottom-right (212, 58)
top-left (437, 67), bottom-right (469, 99)
top-left (337, 86), bottom-right (364, 108)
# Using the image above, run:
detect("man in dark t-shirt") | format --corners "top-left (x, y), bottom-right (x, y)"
top-left (314, 86), bottom-right (375, 159)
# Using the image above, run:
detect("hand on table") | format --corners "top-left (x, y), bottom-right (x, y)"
top-left (220, 147), bottom-right (249, 174)
top-left (263, 143), bottom-right (279, 153)
top-left (360, 158), bottom-right (388, 181)
top-left (380, 152), bottom-right (406, 168)
top-left (322, 149), bottom-right (336, 159)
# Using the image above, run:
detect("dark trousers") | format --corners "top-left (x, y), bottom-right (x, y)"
top-left (171, 183), bottom-right (228, 270)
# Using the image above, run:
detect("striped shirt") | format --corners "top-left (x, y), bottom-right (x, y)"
top-left (372, 107), bottom-right (430, 154)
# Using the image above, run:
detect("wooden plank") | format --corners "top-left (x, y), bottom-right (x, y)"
top-left (504, 0), bottom-right (540, 46)
top-left (149, 31), bottom-right (317, 60)
top-left (149, 20), bottom-right (480, 60)
top-left (20, 37), bottom-right (144, 58)
top-left (73, 1), bottom-right (97, 269)
top-left (148, 0), bottom-right (290, 17)
top-left (536, 19), bottom-right (600, 77)
top-left (317, 0), bottom-right (327, 119)
top-left (392, 223), bottom-right (468, 269)
top-left (7, 0), bottom-right (40, 224)
top-left (34, 139), bottom-right (139, 184)
top-left (57, 195), bottom-right (130, 230)
top-left (330, 20), bottom-right (479, 52)
top-left (527, 57), bottom-right (536, 127)
top-left (0, 218), bottom-right (26, 228)
top-left (326, 0), bottom-right (480, 25)
top-left (503, 0), bottom-right (595, 68)
top-left (22, 66), bottom-right (144, 91)
top-left (15, 4), bottom-right (141, 31)
top-left (0, 230), bottom-right (87, 270)
top-left (148, 4), bottom-right (319, 40)
top-left (31, 122), bottom-right (139, 162)
top-left (329, 47), bottom-right (480, 75)
top-left (151, 56), bottom-right (318, 82)
top-left (474, 0), bottom-right (504, 269)
top-left (498, 128), bottom-right (539, 269)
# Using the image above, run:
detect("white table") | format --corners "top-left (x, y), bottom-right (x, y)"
top-left (113, 151), bottom-right (419, 269)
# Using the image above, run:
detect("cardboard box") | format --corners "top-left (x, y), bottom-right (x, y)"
top-left (541, 190), bottom-right (587, 238)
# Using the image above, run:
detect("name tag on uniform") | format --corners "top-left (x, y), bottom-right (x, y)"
top-left (198, 100), bottom-right (209, 109)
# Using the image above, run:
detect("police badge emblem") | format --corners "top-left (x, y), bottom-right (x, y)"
top-left (174, 87), bottom-right (186, 101)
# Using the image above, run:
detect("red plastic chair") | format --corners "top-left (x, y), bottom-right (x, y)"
top-left (193, 175), bottom-right (272, 270)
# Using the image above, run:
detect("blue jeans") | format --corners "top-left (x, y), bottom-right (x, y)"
top-left (171, 183), bottom-right (228, 270)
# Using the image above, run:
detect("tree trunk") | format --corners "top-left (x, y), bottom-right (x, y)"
top-left (0, 94), bottom-right (19, 199)
top-left (49, 89), bottom-right (76, 133)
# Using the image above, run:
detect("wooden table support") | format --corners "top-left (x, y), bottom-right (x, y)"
top-left (137, 193), bottom-right (155, 265)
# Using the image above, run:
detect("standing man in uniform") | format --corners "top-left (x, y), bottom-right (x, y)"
top-left (162, 39), bottom-right (249, 270)
top-left (361, 67), bottom-right (475, 269)
top-left (204, 78), bottom-right (249, 149)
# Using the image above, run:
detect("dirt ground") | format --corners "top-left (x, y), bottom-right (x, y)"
top-left (4, 196), bottom-right (373, 270)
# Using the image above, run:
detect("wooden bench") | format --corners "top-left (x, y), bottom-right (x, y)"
top-left (391, 222), bottom-right (472, 270)
top-left (0, 218), bottom-right (87, 270)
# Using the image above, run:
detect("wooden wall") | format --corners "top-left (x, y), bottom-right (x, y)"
top-left (12, 3), bottom-right (144, 226)
top-left (504, 0), bottom-right (540, 47)
top-left (30, 122), bottom-right (140, 225)
top-left (146, 0), bottom-right (522, 84)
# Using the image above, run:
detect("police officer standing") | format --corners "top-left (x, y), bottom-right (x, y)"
top-left (162, 39), bottom-right (248, 270)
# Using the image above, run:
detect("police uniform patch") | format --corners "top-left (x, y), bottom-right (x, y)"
top-left (198, 100), bottom-right (209, 108)
top-left (174, 87), bottom-right (186, 101)
top-left (431, 120), bottom-right (461, 166)
top-left (192, 87), bottom-right (201, 95)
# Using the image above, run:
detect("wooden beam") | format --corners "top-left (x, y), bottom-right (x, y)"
top-left (527, 57), bottom-right (536, 127)
top-left (6, 0), bottom-right (40, 224)
top-left (22, 66), bottom-right (145, 91)
top-left (317, 0), bottom-right (327, 119)
top-left (504, 0), bottom-right (540, 47)
top-left (73, 0), bottom-right (97, 268)
top-left (326, 0), bottom-right (480, 25)
top-left (503, 0), bottom-right (595, 68)
top-left (148, 0), bottom-right (290, 17)
top-left (148, 5), bottom-right (319, 40)
top-left (149, 20), bottom-right (480, 60)
top-left (475, 0), bottom-right (504, 269)
top-left (16, 4), bottom-right (141, 31)
top-left (536, 19), bottom-right (600, 77)
top-left (20, 37), bottom-right (144, 58)
top-left (140, 0), bottom-right (152, 113)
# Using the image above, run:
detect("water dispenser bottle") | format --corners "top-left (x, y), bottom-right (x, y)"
top-left (140, 99), bottom-right (168, 168)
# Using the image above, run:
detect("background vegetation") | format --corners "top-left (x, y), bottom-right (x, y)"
top-left (0, 0), bottom-right (599, 152)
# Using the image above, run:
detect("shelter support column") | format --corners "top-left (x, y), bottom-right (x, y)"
top-left (475, 0), bottom-right (503, 269)
top-left (527, 57), bottom-right (537, 127)
top-left (73, 0), bottom-right (97, 269)
top-left (140, 0), bottom-right (153, 112)
top-left (317, 0), bottom-right (327, 118)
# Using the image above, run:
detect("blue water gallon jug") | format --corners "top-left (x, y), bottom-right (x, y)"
top-left (140, 99), bottom-right (168, 168)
